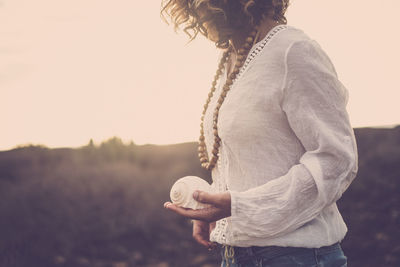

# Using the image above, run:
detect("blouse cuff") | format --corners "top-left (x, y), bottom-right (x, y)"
top-left (228, 189), bottom-right (250, 241)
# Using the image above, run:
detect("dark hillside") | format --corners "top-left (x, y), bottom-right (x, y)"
top-left (0, 126), bottom-right (399, 267)
top-left (338, 126), bottom-right (400, 267)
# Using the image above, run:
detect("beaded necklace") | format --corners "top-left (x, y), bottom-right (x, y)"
top-left (198, 28), bottom-right (259, 171)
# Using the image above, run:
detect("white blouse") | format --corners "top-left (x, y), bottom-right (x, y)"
top-left (203, 25), bottom-right (359, 248)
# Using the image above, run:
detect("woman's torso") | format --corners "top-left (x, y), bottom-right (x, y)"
top-left (203, 25), bottom-right (350, 247)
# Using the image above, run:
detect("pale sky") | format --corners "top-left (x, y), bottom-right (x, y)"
top-left (1, 0), bottom-right (399, 150)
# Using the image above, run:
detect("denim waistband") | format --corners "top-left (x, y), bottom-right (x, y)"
top-left (220, 242), bottom-right (342, 263)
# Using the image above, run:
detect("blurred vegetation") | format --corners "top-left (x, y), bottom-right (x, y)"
top-left (0, 127), bottom-right (399, 267)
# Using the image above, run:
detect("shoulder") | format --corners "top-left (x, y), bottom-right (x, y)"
top-left (256, 25), bottom-right (333, 71)
top-left (279, 26), bottom-right (337, 77)
top-left (280, 27), bottom-right (349, 105)
top-left (264, 25), bottom-right (312, 57)
top-left (254, 25), bottom-right (338, 85)
top-left (272, 25), bottom-right (310, 47)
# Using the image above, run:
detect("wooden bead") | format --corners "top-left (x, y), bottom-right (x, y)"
top-left (199, 136), bottom-right (205, 141)
top-left (237, 55), bottom-right (245, 61)
top-left (246, 36), bottom-right (254, 42)
top-left (238, 48), bottom-right (246, 55)
top-left (236, 58), bottom-right (245, 66)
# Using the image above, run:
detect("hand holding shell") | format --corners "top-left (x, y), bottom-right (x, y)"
top-left (170, 176), bottom-right (212, 210)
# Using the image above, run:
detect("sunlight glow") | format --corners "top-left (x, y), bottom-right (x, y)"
top-left (1, 0), bottom-right (399, 150)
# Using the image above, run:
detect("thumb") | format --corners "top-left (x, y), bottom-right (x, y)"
top-left (193, 190), bottom-right (220, 206)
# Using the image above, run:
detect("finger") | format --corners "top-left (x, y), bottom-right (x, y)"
top-left (164, 202), bottom-right (194, 215)
top-left (193, 191), bottom-right (223, 206)
top-left (193, 233), bottom-right (212, 248)
top-left (209, 221), bottom-right (216, 232)
top-left (163, 202), bottom-right (173, 208)
top-left (210, 242), bottom-right (218, 250)
top-left (164, 202), bottom-right (193, 214)
top-left (165, 202), bottom-right (221, 222)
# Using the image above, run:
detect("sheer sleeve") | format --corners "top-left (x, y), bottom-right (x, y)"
top-left (228, 39), bottom-right (358, 240)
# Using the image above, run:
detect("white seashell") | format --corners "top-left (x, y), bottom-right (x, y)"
top-left (170, 176), bottom-right (212, 210)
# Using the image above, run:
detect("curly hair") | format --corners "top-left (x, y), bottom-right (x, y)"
top-left (160, 0), bottom-right (290, 48)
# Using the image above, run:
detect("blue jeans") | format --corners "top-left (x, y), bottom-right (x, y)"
top-left (220, 242), bottom-right (347, 267)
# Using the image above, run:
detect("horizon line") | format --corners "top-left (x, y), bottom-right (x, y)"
top-left (1, 123), bottom-right (398, 153)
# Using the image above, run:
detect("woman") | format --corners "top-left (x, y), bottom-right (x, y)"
top-left (161, 0), bottom-right (358, 266)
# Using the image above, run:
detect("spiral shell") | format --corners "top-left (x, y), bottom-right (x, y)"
top-left (170, 176), bottom-right (212, 209)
